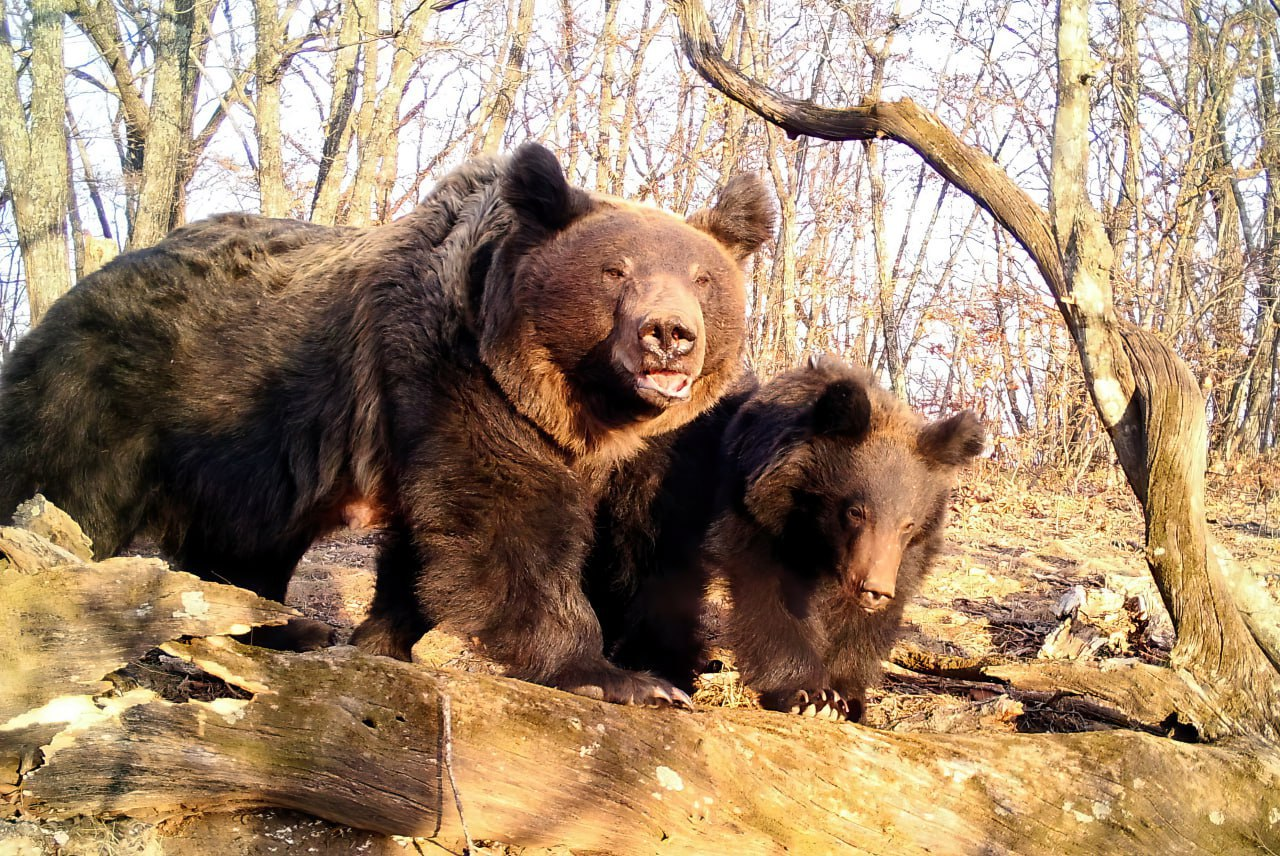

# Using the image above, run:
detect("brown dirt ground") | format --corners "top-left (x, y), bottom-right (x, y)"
top-left (4, 460), bottom-right (1277, 855)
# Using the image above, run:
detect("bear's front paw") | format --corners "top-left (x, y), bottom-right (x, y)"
top-left (552, 665), bottom-right (694, 710)
top-left (760, 688), bottom-right (850, 721)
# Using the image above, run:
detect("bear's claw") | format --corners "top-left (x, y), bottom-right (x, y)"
top-left (784, 688), bottom-right (849, 721)
top-left (552, 665), bottom-right (694, 710)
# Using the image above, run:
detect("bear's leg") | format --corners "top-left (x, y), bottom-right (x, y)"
top-left (357, 520), bottom-right (692, 708)
top-left (171, 526), bottom-right (335, 651)
top-left (825, 604), bottom-right (907, 723)
top-left (349, 522), bottom-right (435, 660)
top-left (728, 569), bottom-right (850, 720)
top-left (469, 556), bottom-right (693, 707)
top-left (606, 566), bottom-right (707, 694)
top-left (447, 559), bottom-right (692, 707)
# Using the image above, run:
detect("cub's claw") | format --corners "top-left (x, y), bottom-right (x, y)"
top-left (667, 686), bottom-right (695, 710)
top-left (781, 688), bottom-right (849, 721)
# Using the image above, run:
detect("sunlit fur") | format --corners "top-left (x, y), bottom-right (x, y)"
top-left (0, 143), bottom-right (774, 706)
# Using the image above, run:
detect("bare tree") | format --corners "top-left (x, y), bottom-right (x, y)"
top-left (0, 0), bottom-right (71, 322)
top-left (470, 0), bottom-right (536, 155)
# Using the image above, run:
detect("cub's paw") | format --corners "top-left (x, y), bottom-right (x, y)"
top-left (760, 688), bottom-right (850, 721)
top-left (552, 665), bottom-right (694, 710)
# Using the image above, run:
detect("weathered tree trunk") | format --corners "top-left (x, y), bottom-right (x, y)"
top-left (471, 0), bottom-right (535, 156)
top-left (254, 0), bottom-right (289, 217)
top-left (4, 524), bottom-right (1278, 854)
top-left (668, 0), bottom-right (1280, 739)
top-left (0, 0), bottom-right (72, 323)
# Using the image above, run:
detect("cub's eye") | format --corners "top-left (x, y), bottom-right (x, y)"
top-left (603, 266), bottom-right (627, 281)
top-left (901, 519), bottom-right (917, 537)
top-left (846, 505), bottom-right (868, 524)
top-left (693, 271), bottom-right (713, 287)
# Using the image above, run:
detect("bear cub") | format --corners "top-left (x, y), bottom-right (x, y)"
top-left (711, 356), bottom-right (985, 721)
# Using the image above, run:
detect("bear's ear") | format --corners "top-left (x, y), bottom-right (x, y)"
top-left (502, 142), bottom-right (592, 233)
top-left (917, 410), bottom-right (987, 467)
top-left (811, 379), bottom-right (871, 439)
top-left (687, 174), bottom-right (775, 262)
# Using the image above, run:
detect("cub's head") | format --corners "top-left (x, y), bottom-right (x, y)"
top-left (480, 143), bottom-right (774, 460)
top-left (724, 355), bottom-right (985, 612)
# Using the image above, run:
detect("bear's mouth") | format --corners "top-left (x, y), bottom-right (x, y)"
top-left (635, 370), bottom-right (693, 401)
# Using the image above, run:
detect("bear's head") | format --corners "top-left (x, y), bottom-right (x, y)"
top-left (480, 143), bottom-right (774, 462)
top-left (724, 355), bottom-right (985, 612)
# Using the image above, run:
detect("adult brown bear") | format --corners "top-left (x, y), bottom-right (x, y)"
top-left (0, 143), bottom-right (774, 707)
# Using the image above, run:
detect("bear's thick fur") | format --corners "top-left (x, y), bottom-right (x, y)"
top-left (584, 374), bottom-right (757, 693)
top-left (714, 356), bottom-right (985, 720)
top-left (585, 356), bottom-right (983, 717)
top-left (0, 143), bottom-right (774, 705)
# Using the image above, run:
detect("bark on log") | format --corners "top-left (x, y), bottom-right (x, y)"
top-left (15, 636), bottom-right (1280, 855)
top-left (4, 524), bottom-right (1280, 853)
top-left (892, 645), bottom-right (1226, 736)
top-left (0, 535), bottom-right (295, 722)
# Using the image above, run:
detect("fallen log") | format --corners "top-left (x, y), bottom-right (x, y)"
top-left (3, 523), bottom-right (1279, 853)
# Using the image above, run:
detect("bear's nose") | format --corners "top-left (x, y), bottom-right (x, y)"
top-left (640, 316), bottom-right (698, 357)
top-left (856, 588), bottom-right (893, 612)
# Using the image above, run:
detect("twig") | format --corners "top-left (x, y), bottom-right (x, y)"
top-left (440, 693), bottom-right (475, 854)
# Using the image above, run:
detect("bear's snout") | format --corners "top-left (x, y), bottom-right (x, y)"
top-left (855, 587), bottom-right (894, 612)
top-left (844, 525), bottom-right (901, 612)
top-left (639, 314), bottom-right (698, 358)
top-left (619, 275), bottom-right (707, 404)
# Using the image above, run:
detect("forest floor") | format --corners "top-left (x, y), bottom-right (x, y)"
top-left (3, 458), bottom-right (1277, 855)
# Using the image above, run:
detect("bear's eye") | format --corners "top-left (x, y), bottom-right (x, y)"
top-left (693, 271), bottom-right (713, 287)
top-left (602, 266), bottom-right (627, 281)
top-left (900, 519), bottom-right (917, 537)
top-left (846, 505), bottom-right (868, 525)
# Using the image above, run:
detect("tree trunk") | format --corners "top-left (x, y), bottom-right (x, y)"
top-left (471, 0), bottom-right (535, 156)
top-left (345, 0), bottom-right (434, 225)
top-left (128, 0), bottom-right (194, 248)
top-left (0, 0), bottom-right (72, 322)
top-left (592, 0), bottom-right (621, 192)
top-left (310, 0), bottom-right (362, 225)
top-left (255, 0), bottom-right (289, 217)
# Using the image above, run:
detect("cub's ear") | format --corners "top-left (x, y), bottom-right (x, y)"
top-left (687, 173), bottom-right (775, 262)
top-left (502, 142), bottom-right (592, 233)
top-left (918, 410), bottom-right (986, 467)
top-left (811, 379), bottom-right (871, 439)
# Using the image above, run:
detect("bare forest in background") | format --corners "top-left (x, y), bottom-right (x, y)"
top-left (0, 0), bottom-right (1276, 475)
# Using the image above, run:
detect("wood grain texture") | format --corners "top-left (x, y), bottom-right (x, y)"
top-left (0, 528), bottom-right (297, 721)
top-left (3, 518), bottom-right (1278, 851)
top-left (11, 637), bottom-right (1279, 854)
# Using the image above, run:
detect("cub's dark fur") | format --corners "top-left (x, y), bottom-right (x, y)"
top-left (715, 357), bottom-right (984, 720)
top-left (584, 375), bottom-right (757, 692)
top-left (586, 356), bottom-right (982, 718)
top-left (0, 143), bottom-right (774, 706)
